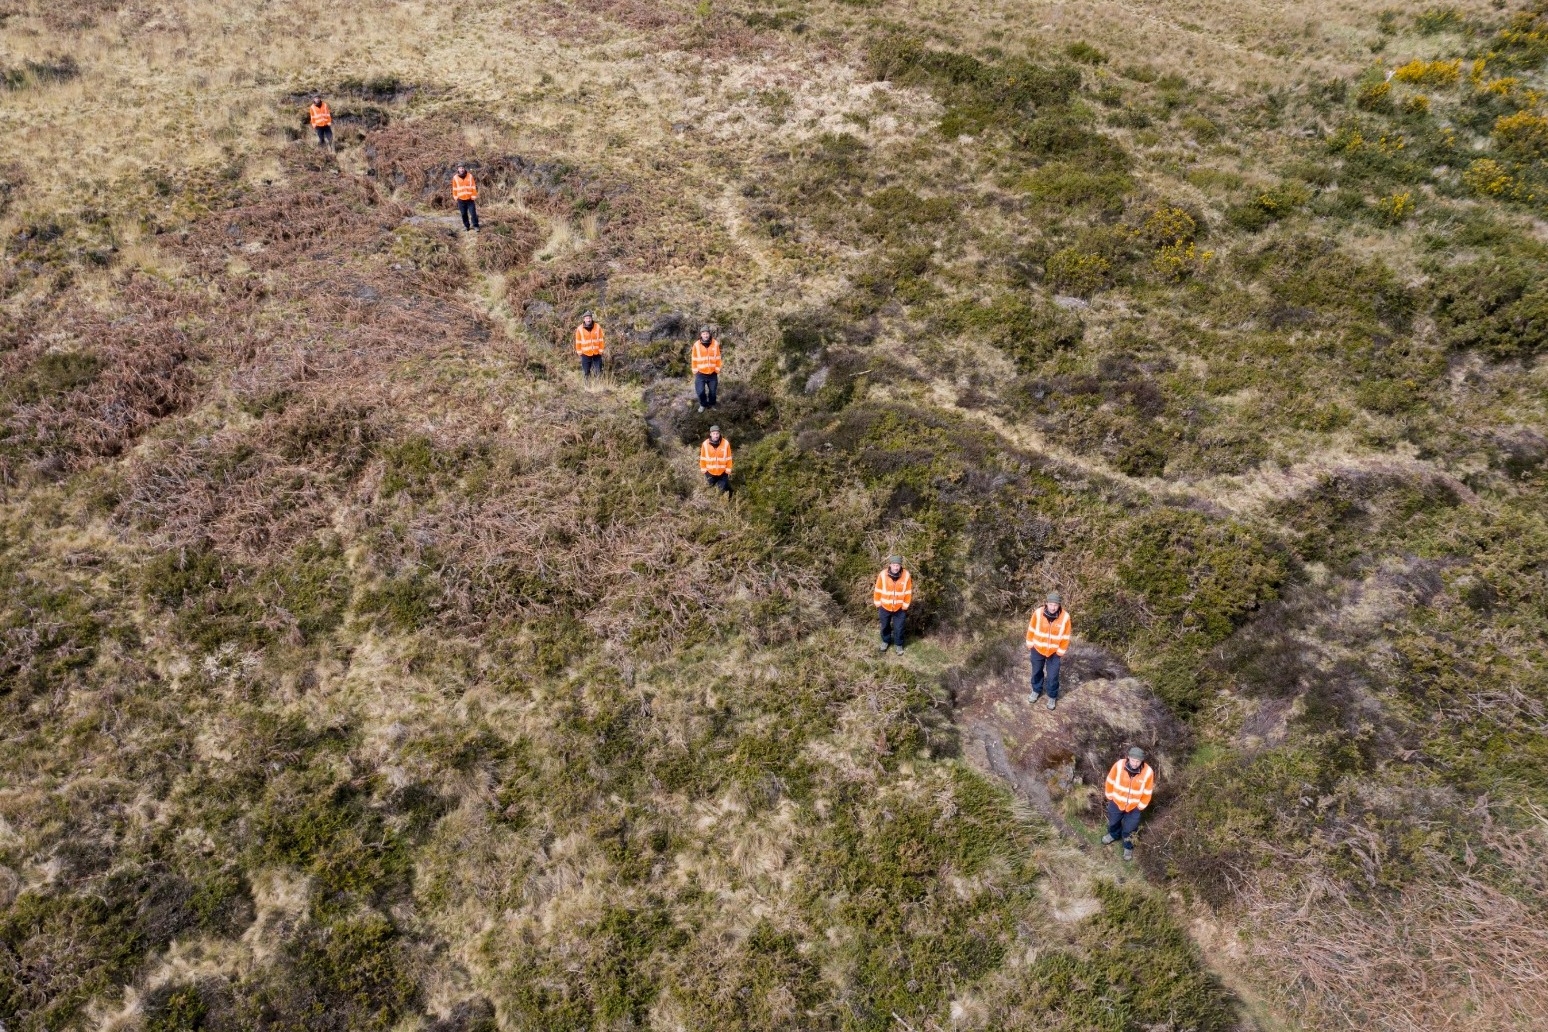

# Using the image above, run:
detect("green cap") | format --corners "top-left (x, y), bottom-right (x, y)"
top-left (708, 425), bottom-right (721, 434)
top-left (1046, 591), bottom-right (1062, 605)
top-left (1127, 747), bottom-right (1146, 763)
top-left (887, 555), bottom-right (903, 565)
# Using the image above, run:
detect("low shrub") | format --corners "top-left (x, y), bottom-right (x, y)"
top-left (1019, 162), bottom-right (1133, 212)
top-left (936, 294), bottom-right (1084, 369)
top-left (1433, 257), bottom-right (1548, 358)
top-left (995, 882), bottom-right (1236, 1029)
top-left (860, 185), bottom-right (956, 240)
top-left (1065, 41), bottom-right (1107, 65)
top-left (1462, 157), bottom-right (1517, 197)
top-left (1153, 241), bottom-right (1213, 281)
top-left (1492, 110), bottom-right (1548, 159)
top-left (1392, 58), bottom-right (1462, 87)
top-left (1372, 189), bottom-right (1416, 225)
top-left (1045, 247), bottom-right (1112, 296)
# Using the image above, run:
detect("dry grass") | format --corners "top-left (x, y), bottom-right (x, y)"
top-left (1242, 806), bottom-right (1548, 1030)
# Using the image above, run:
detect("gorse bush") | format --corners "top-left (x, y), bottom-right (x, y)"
top-left (1392, 58), bottom-right (1462, 87)
top-left (1493, 109), bottom-right (1548, 158)
top-left (1045, 247), bottom-right (1112, 296)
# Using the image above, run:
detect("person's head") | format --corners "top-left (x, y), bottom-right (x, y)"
top-left (1125, 746), bottom-right (1146, 771)
top-left (887, 555), bottom-right (903, 574)
top-left (456, 164), bottom-right (467, 176)
top-left (582, 311), bottom-right (594, 328)
top-left (708, 425), bottom-right (721, 443)
top-left (312, 95), bottom-right (323, 105)
top-left (1044, 591), bottom-right (1062, 613)
top-left (699, 326), bottom-right (712, 342)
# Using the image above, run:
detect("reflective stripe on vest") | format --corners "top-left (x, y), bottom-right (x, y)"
top-left (310, 104), bottom-right (332, 127)
top-left (873, 569), bottom-right (913, 611)
top-left (691, 339), bottom-right (722, 374)
top-left (452, 173), bottom-right (478, 201)
top-left (1105, 761), bottom-right (1155, 812)
top-left (700, 438), bottom-right (732, 475)
top-left (575, 324), bottom-right (605, 356)
top-left (1026, 607), bottom-right (1071, 656)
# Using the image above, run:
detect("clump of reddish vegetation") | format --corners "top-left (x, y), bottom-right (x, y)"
top-left (1, 283), bottom-right (205, 482)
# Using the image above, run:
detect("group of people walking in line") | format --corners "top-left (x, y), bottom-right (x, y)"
top-left (573, 313), bottom-right (732, 493)
top-left (875, 562), bottom-right (1155, 860)
top-left (305, 97), bottom-right (1156, 862)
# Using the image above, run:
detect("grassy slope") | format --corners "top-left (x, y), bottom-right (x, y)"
top-left (2, 0), bottom-right (1548, 1029)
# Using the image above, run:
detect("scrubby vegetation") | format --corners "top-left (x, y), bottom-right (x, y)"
top-left (1, 0), bottom-right (1547, 1029)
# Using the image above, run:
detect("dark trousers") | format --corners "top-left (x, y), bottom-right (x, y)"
top-left (458, 199), bottom-right (480, 230)
top-left (878, 607), bottom-right (906, 646)
top-left (694, 372), bottom-right (718, 408)
top-left (704, 472), bottom-right (731, 495)
top-left (1106, 800), bottom-right (1143, 848)
top-left (315, 125), bottom-right (333, 148)
top-left (581, 354), bottom-right (603, 379)
top-left (1030, 651), bottom-right (1062, 699)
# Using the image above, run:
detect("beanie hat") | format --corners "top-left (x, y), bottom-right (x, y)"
top-left (1046, 591), bottom-right (1062, 605)
top-left (1127, 747), bottom-right (1146, 763)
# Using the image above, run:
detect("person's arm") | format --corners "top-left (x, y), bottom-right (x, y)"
top-left (900, 575), bottom-right (912, 610)
top-left (1136, 769), bottom-right (1154, 810)
top-left (1104, 763), bottom-right (1119, 803)
top-left (724, 444), bottom-right (732, 474)
top-left (1055, 615), bottom-right (1071, 656)
top-left (872, 574), bottom-right (884, 608)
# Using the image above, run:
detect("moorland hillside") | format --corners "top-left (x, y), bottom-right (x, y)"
top-left (2, 0), bottom-right (1546, 1028)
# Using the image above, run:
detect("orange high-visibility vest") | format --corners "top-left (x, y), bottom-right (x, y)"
top-left (1026, 606), bottom-right (1071, 657)
top-left (691, 338), bottom-right (722, 374)
top-left (452, 172), bottom-right (478, 201)
top-left (700, 437), bottom-right (732, 475)
top-left (574, 323), bottom-right (605, 356)
top-left (1105, 760), bottom-right (1155, 812)
top-left (309, 102), bottom-right (332, 127)
top-left (873, 568), bottom-right (913, 611)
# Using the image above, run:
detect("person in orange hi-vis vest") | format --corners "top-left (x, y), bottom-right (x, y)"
top-left (451, 164), bottom-right (480, 232)
top-left (699, 425), bottom-right (732, 496)
top-left (308, 95), bottom-right (333, 151)
top-left (1026, 590), bottom-right (1072, 711)
top-left (574, 312), bottom-right (605, 381)
top-left (1104, 746), bottom-right (1155, 861)
top-left (690, 325), bottom-right (722, 412)
top-left (873, 555), bottom-right (913, 655)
